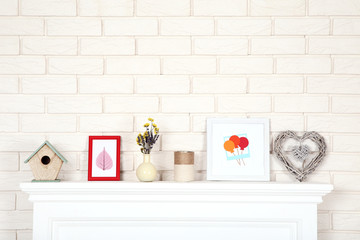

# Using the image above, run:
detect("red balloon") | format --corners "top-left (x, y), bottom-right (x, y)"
top-left (239, 137), bottom-right (249, 150)
top-left (229, 135), bottom-right (240, 148)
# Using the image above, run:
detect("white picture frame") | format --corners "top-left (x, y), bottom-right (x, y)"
top-left (207, 118), bottom-right (270, 181)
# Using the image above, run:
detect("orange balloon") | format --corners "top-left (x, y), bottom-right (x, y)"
top-left (224, 140), bottom-right (235, 153)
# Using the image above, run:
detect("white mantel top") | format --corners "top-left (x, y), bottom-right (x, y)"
top-left (21, 181), bottom-right (333, 203)
top-left (21, 181), bottom-right (333, 240)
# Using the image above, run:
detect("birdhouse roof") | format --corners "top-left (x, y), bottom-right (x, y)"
top-left (24, 141), bottom-right (68, 163)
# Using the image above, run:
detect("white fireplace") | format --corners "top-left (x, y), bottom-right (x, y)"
top-left (21, 182), bottom-right (332, 240)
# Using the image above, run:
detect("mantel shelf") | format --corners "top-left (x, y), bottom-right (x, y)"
top-left (21, 181), bottom-right (333, 204)
top-left (21, 181), bottom-right (333, 240)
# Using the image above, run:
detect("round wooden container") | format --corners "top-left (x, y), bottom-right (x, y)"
top-left (174, 151), bottom-right (194, 182)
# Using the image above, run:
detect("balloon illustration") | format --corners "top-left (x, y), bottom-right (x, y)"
top-left (224, 135), bottom-right (250, 166)
top-left (224, 140), bottom-right (235, 153)
top-left (239, 137), bottom-right (249, 150)
top-left (229, 135), bottom-right (240, 148)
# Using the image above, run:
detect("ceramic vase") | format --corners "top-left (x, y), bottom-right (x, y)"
top-left (136, 154), bottom-right (157, 182)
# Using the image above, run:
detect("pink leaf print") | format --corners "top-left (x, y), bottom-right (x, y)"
top-left (96, 147), bottom-right (113, 171)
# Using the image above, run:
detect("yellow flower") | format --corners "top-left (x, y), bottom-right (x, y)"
top-left (144, 131), bottom-right (149, 137)
top-left (144, 123), bottom-right (150, 127)
top-left (148, 118), bottom-right (154, 122)
top-left (152, 123), bottom-right (157, 128)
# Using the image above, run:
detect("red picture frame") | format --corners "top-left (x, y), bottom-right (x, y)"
top-left (88, 136), bottom-right (121, 181)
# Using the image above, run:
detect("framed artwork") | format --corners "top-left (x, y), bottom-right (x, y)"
top-left (88, 136), bottom-right (121, 181)
top-left (207, 118), bottom-right (269, 181)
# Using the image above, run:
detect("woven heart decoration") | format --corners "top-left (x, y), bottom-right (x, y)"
top-left (274, 131), bottom-right (326, 182)
top-left (292, 145), bottom-right (310, 162)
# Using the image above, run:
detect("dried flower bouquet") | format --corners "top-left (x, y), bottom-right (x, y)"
top-left (136, 118), bottom-right (159, 154)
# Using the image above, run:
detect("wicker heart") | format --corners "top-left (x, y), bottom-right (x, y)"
top-left (292, 145), bottom-right (310, 162)
top-left (274, 131), bottom-right (326, 182)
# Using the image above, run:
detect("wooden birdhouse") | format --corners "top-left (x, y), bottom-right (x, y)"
top-left (24, 141), bottom-right (67, 182)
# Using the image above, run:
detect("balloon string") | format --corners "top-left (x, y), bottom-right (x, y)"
top-left (232, 152), bottom-right (241, 165)
top-left (241, 150), bottom-right (246, 166)
top-left (236, 149), bottom-right (241, 166)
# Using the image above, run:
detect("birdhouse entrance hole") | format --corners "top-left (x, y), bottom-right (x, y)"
top-left (41, 156), bottom-right (51, 165)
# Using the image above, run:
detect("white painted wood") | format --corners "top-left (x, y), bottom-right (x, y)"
top-left (21, 182), bottom-right (333, 240)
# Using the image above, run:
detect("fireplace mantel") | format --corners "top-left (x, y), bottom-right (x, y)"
top-left (21, 181), bottom-right (333, 240)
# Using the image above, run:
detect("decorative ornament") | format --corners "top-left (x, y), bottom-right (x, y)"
top-left (292, 145), bottom-right (310, 162)
top-left (24, 141), bottom-right (67, 182)
top-left (135, 118), bottom-right (160, 182)
top-left (274, 131), bottom-right (326, 182)
top-left (174, 151), bottom-right (195, 182)
top-left (136, 154), bottom-right (157, 182)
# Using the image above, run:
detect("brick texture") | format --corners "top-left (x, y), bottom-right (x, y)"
top-left (0, 1), bottom-right (358, 238)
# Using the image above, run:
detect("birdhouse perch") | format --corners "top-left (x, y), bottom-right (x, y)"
top-left (24, 141), bottom-right (67, 182)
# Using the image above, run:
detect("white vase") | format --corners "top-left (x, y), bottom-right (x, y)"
top-left (136, 154), bottom-right (157, 182)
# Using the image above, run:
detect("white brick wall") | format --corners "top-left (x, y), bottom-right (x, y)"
top-left (250, 0), bottom-right (306, 16)
top-left (107, 57), bottom-right (160, 74)
top-left (275, 18), bottom-right (330, 35)
top-left (23, 37), bottom-right (77, 55)
top-left (193, 0), bottom-right (247, 16)
top-left (160, 18), bottom-right (214, 36)
top-left (104, 96), bottom-right (159, 113)
top-left (220, 57), bottom-right (273, 74)
top-left (22, 76), bottom-right (77, 94)
top-left (0, 57), bottom-right (45, 74)
top-left (333, 18), bottom-right (360, 35)
top-left (248, 76), bottom-right (303, 93)
top-left (49, 57), bottom-right (103, 74)
top-left (194, 37), bottom-right (248, 55)
top-left (0, 1), bottom-right (359, 239)
top-left (79, 0), bottom-right (133, 16)
top-left (0, 0), bottom-right (18, 16)
top-left (0, 18), bottom-right (44, 35)
top-left (0, 37), bottom-right (19, 55)
top-left (137, 0), bottom-right (190, 16)
top-left (136, 76), bottom-right (190, 93)
top-left (80, 38), bottom-right (135, 56)
top-left (79, 76), bottom-right (133, 94)
top-left (334, 57), bottom-right (360, 74)
top-left (276, 57), bottom-right (331, 74)
top-left (104, 19), bottom-right (158, 36)
top-left (309, 0), bottom-right (360, 16)
top-left (217, 18), bottom-right (271, 35)
top-left (0, 76), bottom-right (18, 93)
top-left (163, 57), bottom-right (216, 74)
top-left (251, 37), bottom-right (305, 54)
top-left (137, 38), bottom-right (191, 55)
top-left (21, 115), bottom-right (77, 133)
top-left (47, 96), bottom-right (102, 113)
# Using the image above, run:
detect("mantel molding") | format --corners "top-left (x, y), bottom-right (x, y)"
top-left (20, 181), bottom-right (333, 203)
top-left (21, 181), bottom-right (333, 240)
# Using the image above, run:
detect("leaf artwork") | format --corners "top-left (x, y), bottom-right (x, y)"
top-left (96, 147), bottom-right (113, 171)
